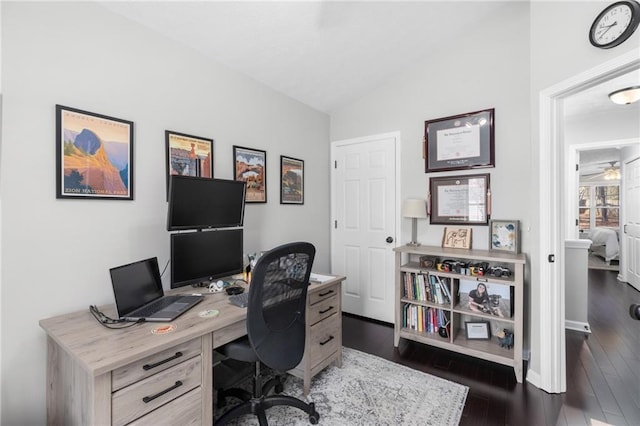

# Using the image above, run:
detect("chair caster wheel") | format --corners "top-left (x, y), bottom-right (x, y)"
top-left (308, 402), bottom-right (319, 424)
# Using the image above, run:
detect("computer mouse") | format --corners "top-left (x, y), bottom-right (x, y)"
top-left (225, 286), bottom-right (244, 295)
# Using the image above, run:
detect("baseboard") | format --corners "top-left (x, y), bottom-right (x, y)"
top-left (565, 320), bottom-right (591, 334)
top-left (526, 368), bottom-right (542, 389)
top-left (342, 312), bottom-right (394, 327)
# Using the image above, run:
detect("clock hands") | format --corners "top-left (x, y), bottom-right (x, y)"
top-left (597, 21), bottom-right (618, 39)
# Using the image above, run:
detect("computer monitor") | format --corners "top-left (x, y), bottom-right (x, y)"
top-left (170, 228), bottom-right (244, 288)
top-left (167, 175), bottom-right (246, 231)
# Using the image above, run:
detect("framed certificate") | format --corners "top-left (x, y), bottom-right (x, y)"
top-left (429, 174), bottom-right (490, 225)
top-left (424, 108), bottom-right (495, 173)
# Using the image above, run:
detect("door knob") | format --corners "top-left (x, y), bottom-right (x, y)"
top-left (386, 236), bottom-right (394, 243)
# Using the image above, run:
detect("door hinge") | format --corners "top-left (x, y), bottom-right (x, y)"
top-left (575, 219), bottom-right (579, 226)
top-left (334, 220), bottom-right (337, 229)
top-left (576, 164), bottom-right (579, 171)
top-left (548, 254), bottom-right (555, 263)
top-left (334, 160), bottom-right (337, 169)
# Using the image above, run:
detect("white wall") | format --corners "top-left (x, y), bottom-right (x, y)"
top-left (0, 2), bottom-right (329, 424)
top-left (330, 0), bottom-right (532, 340)
top-left (565, 109), bottom-right (640, 144)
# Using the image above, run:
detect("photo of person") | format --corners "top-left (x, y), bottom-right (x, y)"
top-left (457, 280), bottom-right (512, 318)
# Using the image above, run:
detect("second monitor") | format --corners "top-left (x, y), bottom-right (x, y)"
top-left (170, 228), bottom-right (244, 289)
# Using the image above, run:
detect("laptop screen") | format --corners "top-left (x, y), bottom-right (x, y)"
top-left (110, 257), bottom-right (164, 317)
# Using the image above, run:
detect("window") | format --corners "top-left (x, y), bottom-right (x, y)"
top-left (578, 184), bottom-right (619, 230)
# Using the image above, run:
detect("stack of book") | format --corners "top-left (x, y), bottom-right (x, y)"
top-left (402, 272), bottom-right (452, 305)
top-left (401, 303), bottom-right (449, 334)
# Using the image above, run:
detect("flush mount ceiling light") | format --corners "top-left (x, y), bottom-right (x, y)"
top-left (608, 85), bottom-right (640, 105)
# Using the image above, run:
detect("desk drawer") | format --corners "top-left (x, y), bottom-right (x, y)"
top-left (128, 387), bottom-right (201, 426)
top-left (307, 313), bottom-right (340, 370)
top-left (112, 355), bottom-right (201, 426)
top-left (308, 294), bottom-right (338, 326)
top-left (308, 283), bottom-right (340, 306)
top-left (112, 338), bottom-right (201, 391)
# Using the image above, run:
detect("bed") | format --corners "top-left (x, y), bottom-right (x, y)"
top-left (585, 227), bottom-right (620, 263)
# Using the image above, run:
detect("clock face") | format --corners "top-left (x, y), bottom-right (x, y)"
top-left (589, 1), bottom-right (640, 48)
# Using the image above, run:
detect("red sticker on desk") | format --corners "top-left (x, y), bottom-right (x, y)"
top-left (151, 324), bottom-right (176, 335)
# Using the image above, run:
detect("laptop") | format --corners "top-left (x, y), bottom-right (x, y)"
top-left (109, 257), bottom-right (202, 322)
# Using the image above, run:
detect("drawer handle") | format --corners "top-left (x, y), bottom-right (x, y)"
top-left (143, 351), bottom-right (183, 371)
top-left (319, 335), bottom-right (334, 346)
top-left (319, 290), bottom-right (334, 297)
top-left (142, 380), bottom-right (183, 403)
top-left (319, 306), bottom-right (334, 314)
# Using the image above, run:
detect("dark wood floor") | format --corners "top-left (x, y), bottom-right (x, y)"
top-left (341, 269), bottom-right (640, 425)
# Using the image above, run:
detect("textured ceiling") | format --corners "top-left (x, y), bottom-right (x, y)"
top-left (99, 1), bottom-right (512, 113)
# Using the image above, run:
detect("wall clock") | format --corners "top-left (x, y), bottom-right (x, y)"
top-left (589, 0), bottom-right (640, 48)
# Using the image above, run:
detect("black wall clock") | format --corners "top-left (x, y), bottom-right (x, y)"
top-left (589, 0), bottom-right (640, 49)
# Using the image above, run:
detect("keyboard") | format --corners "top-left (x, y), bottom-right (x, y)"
top-left (133, 296), bottom-right (179, 317)
top-left (228, 292), bottom-right (249, 308)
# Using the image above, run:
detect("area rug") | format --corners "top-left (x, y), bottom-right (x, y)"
top-left (588, 253), bottom-right (619, 271)
top-left (215, 347), bottom-right (468, 425)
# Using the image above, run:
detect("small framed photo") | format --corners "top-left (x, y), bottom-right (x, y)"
top-left (424, 108), bottom-right (495, 173)
top-left (465, 321), bottom-right (491, 340)
top-left (489, 219), bottom-right (520, 253)
top-left (165, 130), bottom-right (213, 197)
top-left (280, 156), bottom-right (304, 205)
top-left (233, 146), bottom-right (267, 203)
top-left (442, 227), bottom-right (472, 249)
top-left (56, 105), bottom-right (134, 200)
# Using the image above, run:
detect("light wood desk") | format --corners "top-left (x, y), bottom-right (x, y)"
top-left (39, 276), bottom-right (344, 426)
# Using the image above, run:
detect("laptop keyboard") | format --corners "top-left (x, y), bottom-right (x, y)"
top-left (228, 292), bottom-right (249, 308)
top-left (135, 297), bottom-right (178, 317)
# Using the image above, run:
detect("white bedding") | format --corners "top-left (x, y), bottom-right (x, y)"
top-left (588, 227), bottom-right (620, 262)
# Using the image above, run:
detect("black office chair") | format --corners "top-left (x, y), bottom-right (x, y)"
top-left (215, 242), bottom-right (320, 426)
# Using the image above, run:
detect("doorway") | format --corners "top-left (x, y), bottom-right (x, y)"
top-left (538, 50), bottom-right (640, 394)
top-left (330, 132), bottom-right (400, 323)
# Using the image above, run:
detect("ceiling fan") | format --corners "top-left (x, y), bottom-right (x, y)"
top-left (602, 161), bottom-right (620, 180)
top-left (580, 160), bottom-right (621, 182)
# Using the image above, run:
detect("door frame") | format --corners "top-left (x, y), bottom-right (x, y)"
top-left (329, 131), bottom-right (402, 277)
top-left (537, 49), bottom-right (640, 393)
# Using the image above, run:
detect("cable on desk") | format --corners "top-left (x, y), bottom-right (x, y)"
top-left (89, 305), bottom-right (144, 329)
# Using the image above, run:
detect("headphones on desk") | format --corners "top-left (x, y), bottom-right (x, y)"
top-left (208, 280), bottom-right (226, 293)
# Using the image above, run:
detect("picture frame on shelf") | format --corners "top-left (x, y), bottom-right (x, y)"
top-left (442, 227), bottom-right (472, 249)
top-left (280, 155), bottom-right (304, 204)
top-left (424, 108), bottom-right (495, 173)
top-left (233, 146), bottom-right (267, 203)
top-left (56, 104), bottom-right (134, 200)
top-left (459, 279), bottom-right (512, 318)
top-left (465, 321), bottom-right (491, 340)
top-left (165, 130), bottom-right (213, 198)
top-left (429, 173), bottom-right (490, 225)
top-left (489, 219), bottom-right (520, 253)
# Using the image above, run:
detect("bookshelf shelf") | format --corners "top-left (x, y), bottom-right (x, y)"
top-left (393, 244), bottom-right (525, 383)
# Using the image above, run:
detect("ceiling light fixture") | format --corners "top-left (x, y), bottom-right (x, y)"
top-left (608, 85), bottom-right (640, 105)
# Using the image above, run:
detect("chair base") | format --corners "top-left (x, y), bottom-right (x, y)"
top-left (215, 395), bottom-right (319, 426)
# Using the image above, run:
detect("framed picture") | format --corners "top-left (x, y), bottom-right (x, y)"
top-left (424, 108), bottom-right (495, 173)
top-left (56, 105), bottom-right (134, 200)
top-left (490, 219), bottom-right (520, 253)
top-left (465, 321), bottom-right (491, 340)
top-left (165, 130), bottom-right (213, 197)
top-left (233, 146), bottom-right (267, 203)
top-left (429, 174), bottom-right (490, 225)
top-left (442, 227), bottom-right (472, 249)
top-left (280, 156), bottom-right (304, 205)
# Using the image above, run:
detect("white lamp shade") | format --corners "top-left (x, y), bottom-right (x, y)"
top-left (402, 199), bottom-right (427, 218)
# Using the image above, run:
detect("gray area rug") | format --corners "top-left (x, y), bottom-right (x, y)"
top-left (215, 347), bottom-right (468, 425)
top-left (588, 253), bottom-right (619, 271)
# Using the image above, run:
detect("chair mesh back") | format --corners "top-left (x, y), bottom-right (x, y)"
top-left (247, 242), bottom-right (315, 371)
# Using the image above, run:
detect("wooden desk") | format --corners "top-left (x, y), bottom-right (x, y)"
top-left (39, 276), bottom-right (344, 426)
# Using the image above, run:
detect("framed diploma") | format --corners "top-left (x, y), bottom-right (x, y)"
top-left (424, 108), bottom-right (495, 173)
top-left (429, 173), bottom-right (490, 225)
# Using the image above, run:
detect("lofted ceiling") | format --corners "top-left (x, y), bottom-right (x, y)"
top-left (100, 1), bottom-right (638, 176)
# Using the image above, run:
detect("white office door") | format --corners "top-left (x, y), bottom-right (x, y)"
top-left (331, 133), bottom-right (397, 323)
top-left (624, 156), bottom-right (640, 291)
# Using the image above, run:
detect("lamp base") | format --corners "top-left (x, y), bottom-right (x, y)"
top-left (407, 241), bottom-right (421, 246)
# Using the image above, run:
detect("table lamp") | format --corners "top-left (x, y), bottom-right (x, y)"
top-left (402, 198), bottom-right (427, 246)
